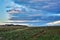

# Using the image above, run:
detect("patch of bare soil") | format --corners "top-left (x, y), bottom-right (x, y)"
top-left (32, 29), bottom-right (47, 38)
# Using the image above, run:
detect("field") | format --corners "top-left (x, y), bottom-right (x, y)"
top-left (0, 26), bottom-right (60, 40)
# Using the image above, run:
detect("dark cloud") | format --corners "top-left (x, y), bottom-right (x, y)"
top-left (13, 0), bottom-right (60, 13)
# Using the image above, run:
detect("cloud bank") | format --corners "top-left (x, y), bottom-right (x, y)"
top-left (5, 0), bottom-right (60, 26)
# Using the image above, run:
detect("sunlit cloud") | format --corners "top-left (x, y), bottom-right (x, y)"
top-left (46, 20), bottom-right (60, 26)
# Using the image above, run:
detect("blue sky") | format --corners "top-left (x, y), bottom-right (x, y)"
top-left (0, 0), bottom-right (7, 22)
top-left (0, 0), bottom-right (60, 26)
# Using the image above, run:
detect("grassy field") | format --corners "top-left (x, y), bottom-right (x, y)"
top-left (0, 26), bottom-right (60, 40)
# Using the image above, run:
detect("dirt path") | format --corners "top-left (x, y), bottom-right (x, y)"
top-left (32, 30), bottom-right (47, 38)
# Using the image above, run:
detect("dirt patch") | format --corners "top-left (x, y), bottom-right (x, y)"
top-left (32, 30), bottom-right (47, 38)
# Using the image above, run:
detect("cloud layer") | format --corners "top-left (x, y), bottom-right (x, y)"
top-left (5, 0), bottom-right (60, 26)
top-left (13, 0), bottom-right (60, 13)
top-left (46, 20), bottom-right (60, 26)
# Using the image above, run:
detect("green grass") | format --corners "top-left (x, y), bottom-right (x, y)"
top-left (0, 26), bottom-right (60, 40)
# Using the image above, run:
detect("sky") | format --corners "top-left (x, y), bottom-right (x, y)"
top-left (0, 0), bottom-right (60, 26)
top-left (0, 0), bottom-right (7, 22)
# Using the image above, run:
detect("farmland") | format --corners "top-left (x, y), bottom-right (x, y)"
top-left (0, 25), bottom-right (60, 40)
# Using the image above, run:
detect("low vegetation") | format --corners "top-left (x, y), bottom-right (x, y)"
top-left (0, 26), bottom-right (60, 40)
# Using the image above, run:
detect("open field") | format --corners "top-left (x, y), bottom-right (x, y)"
top-left (0, 26), bottom-right (60, 40)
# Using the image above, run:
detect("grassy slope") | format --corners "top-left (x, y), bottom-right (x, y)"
top-left (0, 27), bottom-right (60, 40)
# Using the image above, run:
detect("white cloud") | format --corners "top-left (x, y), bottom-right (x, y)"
top-left (52, 14), bottom-right (60, 16)
top-left (7, 1), bottom-right (21, 8)
top-left (46, 14), bottom-right (60, 16)
top-left (0, 20), bottom-right (41, 25)
top-left (0, 23), bottom-right (5, 25)
top-left (7, 1), bottom-right (30, 12)
top-left (11, 23), bottom-right (29, 26)
top-left (4, 20), bottom-right (41, 23)
top-left (46, 20), bottom-right (60, 26)
top-left (0, 22), bottom-right (29, 26)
